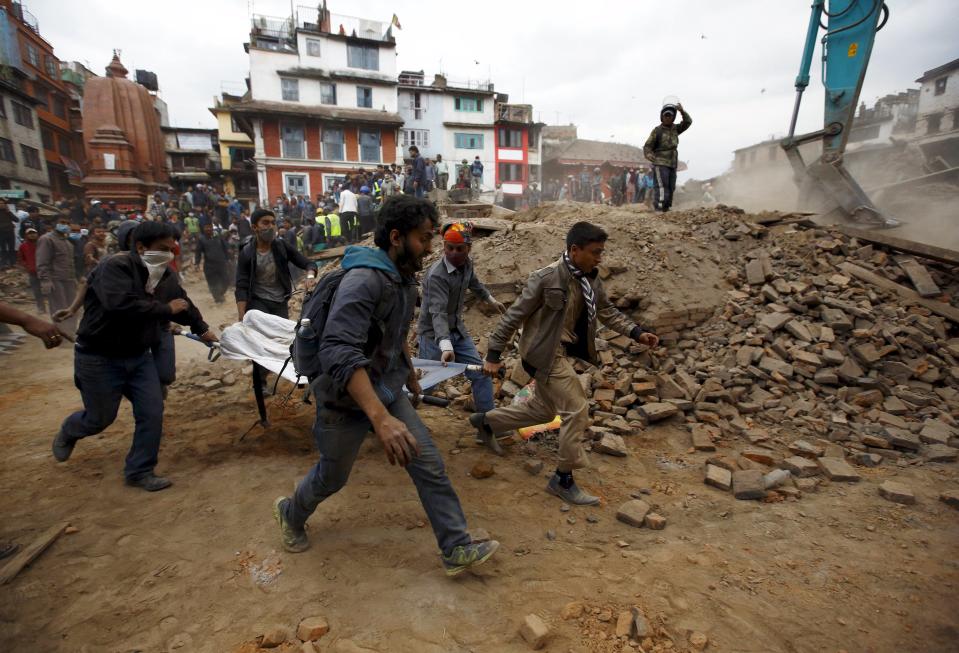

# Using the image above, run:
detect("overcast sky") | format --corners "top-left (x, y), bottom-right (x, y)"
top-left (33, 0), bottom-right (956, 180)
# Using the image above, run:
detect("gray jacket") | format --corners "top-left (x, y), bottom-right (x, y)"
top-left (417, 256), bottom-right (490, 345)
top-left (486, 257), bottom-right (641, 381)
top-left (36, 231), bottom-right (76, 283)
top-left (317, 247), bottom-right (417, 410)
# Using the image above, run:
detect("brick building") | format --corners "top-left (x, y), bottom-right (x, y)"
top-left (231, 4), bottom-right (402, 203)
top-left (1, 1), bottom-right (82, 198)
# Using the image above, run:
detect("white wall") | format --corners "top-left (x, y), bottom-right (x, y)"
top-left (250, 33), bottom-right (397, 112)
top-left (918, 69), bottom-right (959, 116)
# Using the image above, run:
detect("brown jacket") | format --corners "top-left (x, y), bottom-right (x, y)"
top-left (36, 231), bottom-right (76, 283)
top-left (486, 257), bottom-right (641, 381)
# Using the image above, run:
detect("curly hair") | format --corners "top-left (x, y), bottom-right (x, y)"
top-left (373, 195), bottom-right (438, 250)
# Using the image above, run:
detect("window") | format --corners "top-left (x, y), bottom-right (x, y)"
top-left (170, 153), bottom-right (207, 171)
top-left (285, 173), bottom-right (308, 197)
top-left (52, 94), bottom-right (66, 119)
top-left (934, 77), bottom-right (947, 96)
top-left (454, 132), bottom-right (483, 149)
top-left (409, 91), bottom-right (426, 119)
top-left (281, 78), bottom-right (299, 101)
top-left (41, 128), bottom-right (54, 151)
top-left (359, 130), bottom-right (380, 163)
top-left (12, 101), bottom-right (33, 128)
top-left (528, 129), bottom-right (537, 148)
top-left (320, 82), bottom-right (336, 105)
top-left (58, 136), bottom-right (70, 157)
top-left (498, 127), bottom-right (522, 148)
top-left (306, 38), bottom-right (321, 57)
top-left (21, 145), bottom-right (42, 169)
top-left (927, 113), bottom-right (942, 135)
top-left (356, 86), bottom-right (372, 108)
top-left (45, 56), bottom-right (58, 78)
top-left (498, 163), bottom-right (522, 182)
top-left (322, 127), bottom-right (344, 161)
top-left (454, 97), bottom-right (483, 112)
top-left (401, 129), bottom-right (429, 148)
top-left (0, 97), bottom-right (6, 119)
top-left (281, 122), bottom-right (305, 158)
top-left (230, 116), bottom-right (241, 133)
top-left (347, 44), bottom-right (379, 70)
top-left (0, 138), bottom-right (15, 162)
top-left (25, 42), bottom-right (39, 67)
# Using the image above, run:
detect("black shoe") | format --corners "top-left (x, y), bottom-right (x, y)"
top-left (0, 541), bottom-right (20, 560)
top-left (52, 430), bottom-right (75, 462)
top-left (125, 473), bottom-right (173, 492)
top-left (469, 413), bottom-right (504, 456)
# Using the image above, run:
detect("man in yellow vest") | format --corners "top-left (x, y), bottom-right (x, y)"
top-left (324, 208), bottom-right (344, 246)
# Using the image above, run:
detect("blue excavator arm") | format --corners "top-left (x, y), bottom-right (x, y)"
top-left (782, 0), bottom-right (895, 226)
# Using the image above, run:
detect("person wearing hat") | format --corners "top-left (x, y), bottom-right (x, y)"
top-left (643, 103), bottom-right (692, 212)
top-left (87, 199), bottom-right (106, 224)
top-left (357, 185), bottom-right (374, 237)
top-left (417, 222), bottom-right (505, 451)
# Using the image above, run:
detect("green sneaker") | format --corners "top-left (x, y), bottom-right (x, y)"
top-left (441, 539), bottom-right (500, 577)
top-left (272, 496), bottom-right (309, 553)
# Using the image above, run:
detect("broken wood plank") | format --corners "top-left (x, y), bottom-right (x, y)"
top-left (309, 246), bottom-right (347, 261)
top-left (895, 256), bottom-right (941, 298)
top-left (837, 226), bottom-right (959, 266)
top-left (0, 523), bottom-right (68, 585)
top-left (838, 262), bottom-right (959, 324)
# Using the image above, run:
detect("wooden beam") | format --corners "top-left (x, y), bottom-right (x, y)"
top-left (838, 262), bottom-right (959, 324)
top-left (837, 226), bottom-right (959, 266)
top-left (895, 256), bottom-right (941, 298)
top-left (0, 523), bottom-right (68, 585)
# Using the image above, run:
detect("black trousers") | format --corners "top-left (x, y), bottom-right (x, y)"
top-left (341, 211), bottom-right (359, 242)
top-left (204, 264), bottom-right (230, 303)
top-left (653, 165), bottom-right (677, 212)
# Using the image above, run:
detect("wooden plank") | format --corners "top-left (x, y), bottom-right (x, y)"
top-left (0, 523), bottom-right (68, 585)
top-left (895, 256), bottom-right (941, 298)
top-left (838, 262), bottom-right (959, 324)
top-left (310, 246), bottom-right (347, 261)
top-left (837, 226), bottom-right (959, 266)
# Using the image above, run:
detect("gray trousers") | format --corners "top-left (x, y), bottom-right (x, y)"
top-left (285, 394), bottom-right (471, 555)
top-left (47, 278), bottom-right (77, 333)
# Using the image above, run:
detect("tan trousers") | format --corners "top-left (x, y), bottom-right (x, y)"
top-left (485, 356), bottom-right (590, 471)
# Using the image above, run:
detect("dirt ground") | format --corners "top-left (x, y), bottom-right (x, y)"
top-left (1, 229), bottom-right (958, 653)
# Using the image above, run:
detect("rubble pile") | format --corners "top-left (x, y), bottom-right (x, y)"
top-left (438, 202), bottom-right (959, 505)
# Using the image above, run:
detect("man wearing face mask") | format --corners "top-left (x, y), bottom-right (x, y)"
top-left (36, 216), bottom-right (79, 334)
top-left (51, 222), bottom-right (216, 491)
top-left (273, 195), bottom-right (499, 577)
top-left (416, 222), bottom-right (506, 453)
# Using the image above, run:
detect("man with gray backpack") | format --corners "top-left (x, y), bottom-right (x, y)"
top-left (274, 194), bottom-right (499, 577)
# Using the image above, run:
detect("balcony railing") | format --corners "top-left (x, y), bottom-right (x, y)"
top-left (12, 3), bottom-right (39, 34)
top-left (447, 79), bottom-right (494, 92)
top-left (252, 9), bottom-right (393, 44)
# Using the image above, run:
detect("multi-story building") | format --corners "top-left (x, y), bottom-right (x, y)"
top-left (2, 0), bottom-right (82, 198)
top-left (231, 4), bottom-right (403, 203)
top-left (494, 101), bottom-right (542, 207)
top-left (210, 93), bottom-right (258, 203)
top-left (914, 57), bottom-right (959, 166)
top-left (397, 70), bottom-right (496, 190)
top-left (0, 5), bottom-right (47, 201)
top-left (847, 90), bottom-right (919, 148)
top-left (161, 126), bottom-right (221, 195)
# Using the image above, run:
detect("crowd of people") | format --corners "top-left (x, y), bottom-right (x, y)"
top-left (0, 106), bottom-right (691, 573)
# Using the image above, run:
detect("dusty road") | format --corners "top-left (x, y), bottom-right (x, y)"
top-left (0, 269), bottom-right (957, 653)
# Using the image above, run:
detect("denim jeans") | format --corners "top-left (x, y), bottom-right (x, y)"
top-left (61, 348), bottom-right (165, 480)
top-left (417, 333), bottom-right (494, 413)
top-left (152, 329), bottom-right (176, 386)
top-left (285, 394), bottom-right (471, 555)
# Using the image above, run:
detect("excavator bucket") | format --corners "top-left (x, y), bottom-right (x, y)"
top-left (805, 159), bottom-right (899, 228)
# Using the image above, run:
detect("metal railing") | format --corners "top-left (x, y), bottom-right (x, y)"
top-left (12, 3), bottom-right (39, 34)
top-left (447, 79), bottom-right (494, 92)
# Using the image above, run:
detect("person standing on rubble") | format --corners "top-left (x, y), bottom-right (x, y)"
top-left (51, 221), bottom-right (217, 492)
top-left (194, 222), bottom-right (231, 304)
top-left (470, 222), bottom-right (659, 505)
top-left (644, 103), bottom-right (692, 212)
top-left (417, 222), bottom-right (505, 451)
top-left (272, 195), bottom-right (499, 576)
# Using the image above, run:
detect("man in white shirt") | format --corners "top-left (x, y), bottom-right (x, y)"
top-left (338, 184), bottom-right (359, 242)
top-left (434, 154), bottom-right (449, 190)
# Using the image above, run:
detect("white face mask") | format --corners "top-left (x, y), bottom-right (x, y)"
top-left (139, 249), bottom-right (174, 292)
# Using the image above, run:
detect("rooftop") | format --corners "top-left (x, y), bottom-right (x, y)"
top-left (545, 138), bottom-right (648, 167)
top-left (250, 5), bottom-right (395, 48)
top-left (230, 99), bottom-right (403, 126)
top-left (916, 57), bottom-right (959, 83)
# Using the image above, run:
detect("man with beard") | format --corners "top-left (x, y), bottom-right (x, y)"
top-left (272, 195), bottom-right (499, 577)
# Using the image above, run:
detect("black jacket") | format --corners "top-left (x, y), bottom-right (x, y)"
top-left (234, 237), bottom-right (316, 304)
top-left (194, 234), bottom-right (230, 269)
top-left (76, 251), bottom-right (208, 358)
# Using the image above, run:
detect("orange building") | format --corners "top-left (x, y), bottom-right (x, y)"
top-left (1, 1), bottom-right (83, 198)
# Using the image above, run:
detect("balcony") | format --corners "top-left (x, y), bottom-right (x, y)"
top-left (12, 3), bottom-right (39, 34)
top-left (251, 8), bottom-right (393, 46)
top-left (497, 103), bottom-right (533, 124)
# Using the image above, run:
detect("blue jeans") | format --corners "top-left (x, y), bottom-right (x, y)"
top-left (61, 348), bottom-right (165, 480)
top-left (417, 333), bottom-right (493, 413)
top-left (285, 394), bottom-right (471, 555)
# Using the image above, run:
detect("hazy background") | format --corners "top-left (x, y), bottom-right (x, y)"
top-left (33, 0), bottom-right (957, 181)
